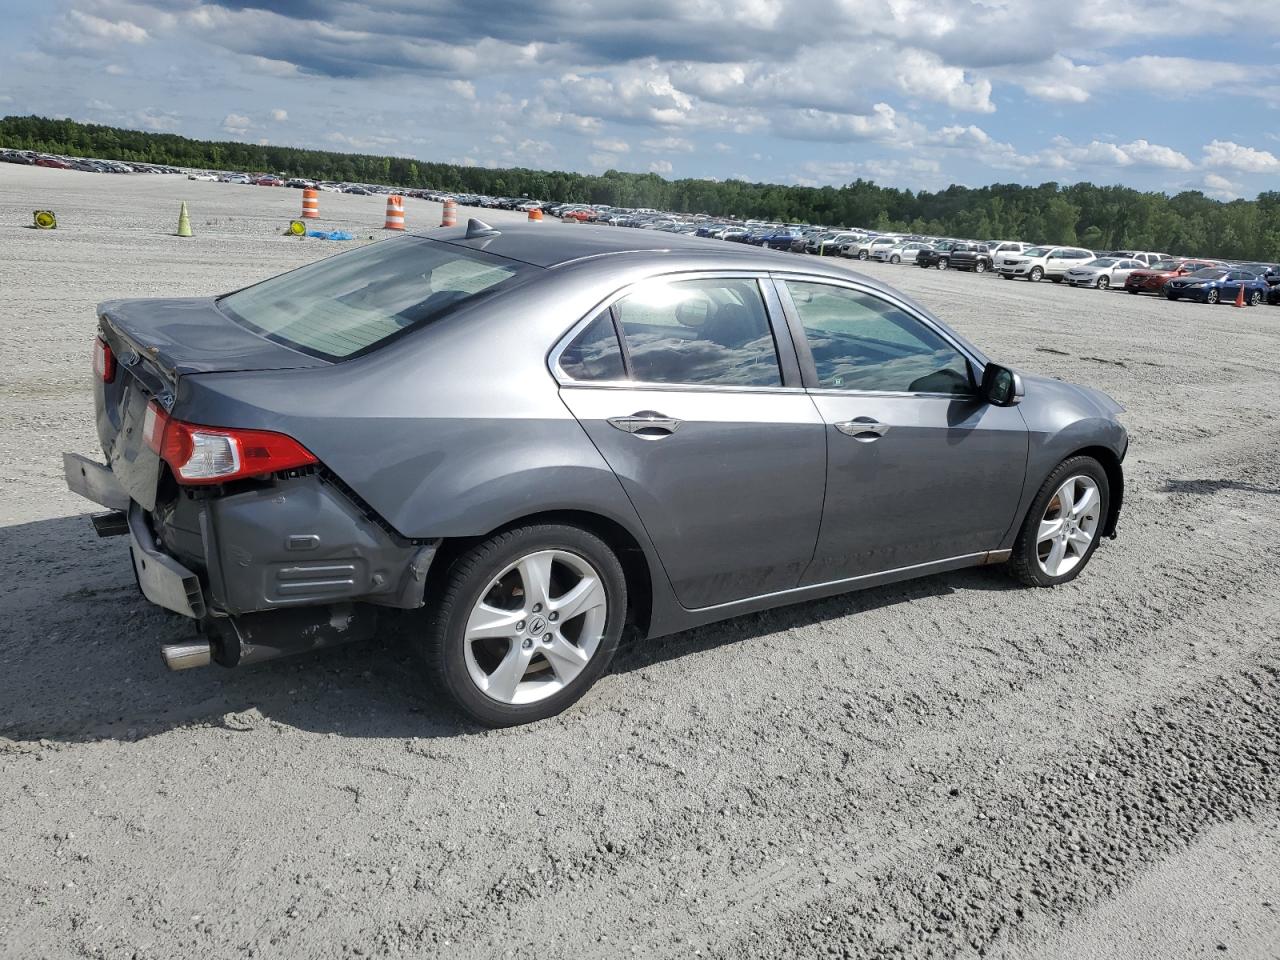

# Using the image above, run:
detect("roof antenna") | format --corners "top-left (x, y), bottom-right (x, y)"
top-left (465, 218), bottom-right (500, 239)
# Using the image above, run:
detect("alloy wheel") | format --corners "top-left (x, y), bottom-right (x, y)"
top-left (1097, 275), bottom-right (1110, 290)
top-left (463, 549), bottom-right (608, 705)
top-left (1035, 476), bottom-right (1101, 578)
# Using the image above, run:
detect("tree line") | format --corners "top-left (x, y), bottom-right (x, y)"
top-left (4, 114), bottom-right (1278, 261)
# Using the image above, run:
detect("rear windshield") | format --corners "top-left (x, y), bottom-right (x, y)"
top-left (218, 237), bottom-right (530, 361)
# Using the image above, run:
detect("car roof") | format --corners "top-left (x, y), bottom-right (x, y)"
top-left (421, 221), bottom-right (862, 275)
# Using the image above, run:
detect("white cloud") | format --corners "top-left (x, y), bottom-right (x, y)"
top-left (593, 137), bottom-right (631, 153)
top-left (642, 136), bottom-right (695, 152)
top-left (649, 159), bottom-right (673, 174)
top-left (270, 108), bottom-right (288, 122)
top-left (1202, 140), bottom-right (1280, 174)
top-left (447, 79), bottom-right (476, 101)
top-left (1202, 172), bottom-right (1242, 199)
top-left (222, 113), bottom-right (252, 135)
top-left (61, 10), bottom-right (150, 46)
top-left (892, 49), bottom-right (994, 113)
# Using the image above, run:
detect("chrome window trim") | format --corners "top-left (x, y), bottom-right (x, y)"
top-left (548, 269), bottom-right (787, 389)
top-left (558, 379), bottom-right (805, 396)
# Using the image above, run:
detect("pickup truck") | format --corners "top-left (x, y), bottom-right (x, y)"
top-left (917, 240), bottom-right (989, 271)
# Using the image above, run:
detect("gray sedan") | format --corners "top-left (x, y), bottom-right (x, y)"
top-left (65, 221), bottom-right (1127, 726)
top-left (1064, 257), bottom-right (1145, 289)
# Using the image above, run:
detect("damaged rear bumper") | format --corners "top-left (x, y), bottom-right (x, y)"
top-left (63, 452), bottom-right (439, 668)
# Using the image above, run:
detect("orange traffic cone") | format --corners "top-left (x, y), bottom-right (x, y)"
top-left (1234, 284), bottom-right (1246, 308)
top-left (441, 198), bottom-right (458, 227)
top-left (383, 195), bottom-right (405, 231)
top-left (528, 207), bottom-right (543, 221)
top-left (301, 188), bottom-right (319, 219)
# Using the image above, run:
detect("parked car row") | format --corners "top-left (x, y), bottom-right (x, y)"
top-left (1, 148), bottom-right (181, 175)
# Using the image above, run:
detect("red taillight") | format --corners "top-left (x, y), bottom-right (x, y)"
top-left (144, 400), bottom-right (317, 485)
top-left (92, 336), bottom-right (116, 383)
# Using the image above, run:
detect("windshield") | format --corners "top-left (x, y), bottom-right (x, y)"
top-left (219, 237), bottom-right (531, 360)
top-left (1151, 260), bottom-right (1180, 270)
top-left (1022, 246), bottom-right (1050, 257)
top-left (1188, 268), bottom-right (1228, 279)
top-left (1087, 258), bottom-right (1118, 267)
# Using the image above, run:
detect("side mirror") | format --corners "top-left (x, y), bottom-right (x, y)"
top-left (981, 364), bottom-right (1024, 406)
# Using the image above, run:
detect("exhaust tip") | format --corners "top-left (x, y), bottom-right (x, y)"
top-left (162, 640), bottom-right (212, 671)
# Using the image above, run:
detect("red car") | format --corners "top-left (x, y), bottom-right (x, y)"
top-left (253, 176), bottom-right (285, 187)
top-left (1124, 258), bottom-right (1223, 295)
top-left (561, 208), bottom-right (596, 222)
top-left (34, 156), bottom-right (72, 169)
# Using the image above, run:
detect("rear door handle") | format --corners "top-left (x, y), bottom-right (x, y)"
top-left (834, 417), bottom-right (890, 441)
top-left (608, 411), bottom-right (682, 440)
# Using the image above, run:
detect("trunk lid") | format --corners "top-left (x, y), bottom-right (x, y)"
top-left (95, 297), bottom-right (327, 509)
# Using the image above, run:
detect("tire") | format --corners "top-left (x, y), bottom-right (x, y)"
top-left (858, 250), bottom-right (869, 260)
top-left (1097, 275), bottom-right (1110, 290)
top-left (1206, 289), bottom-right (1220, 304)
top-left (1127, 287), bottom-right (1139, 294)
top-left (1007, 456), bottom-right (1110, 588)
top-left (1251, 290), bottom-right (1264, 306)
top-left (937, 258), bottom-right (949, 270)
top-left (1029, 266), bottom-right (1044, 282)
top-left (890, 254), bottom-right (901, 264)
top-left (974, 261), bottom-right (987, 274)
top-left (416, 523), bottom-right (627, 727)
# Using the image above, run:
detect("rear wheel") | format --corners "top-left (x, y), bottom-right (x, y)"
top-left (974, 261), bottom-right (987, 274)
top-left (417, 524), bottom-right (627, 727)
top-left (1029, 266), bottom-right (1044, 282)
top-left (1097, 275), bottom-right (1110, 290)
top-left (1008, 457), bottom-right (1109, 587)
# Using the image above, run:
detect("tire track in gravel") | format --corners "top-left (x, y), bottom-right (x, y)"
top-left (708, 665), bottom-right (1280, 960)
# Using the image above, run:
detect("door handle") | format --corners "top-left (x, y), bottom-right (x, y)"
top-left (608, 411), bottom-right (683, 440)
top-left (834, 417), bottom-right (890, 441)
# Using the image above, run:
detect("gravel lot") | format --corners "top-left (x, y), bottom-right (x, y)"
top-left (2, 165), bottom-right (1278, 960)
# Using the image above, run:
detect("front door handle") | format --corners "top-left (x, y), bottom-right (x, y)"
top-left (608, 411), bottom-right (683, 440)
top-left (834, 417), bottom-right (890, 442)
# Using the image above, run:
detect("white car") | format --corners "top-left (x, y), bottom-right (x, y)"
top-left (997, 245), bottom-right (1096, 282)
top-left (847, 236), bottom-right (903, 260)
top-left (873, 241), bottom-right (932, 264)
top-left (1064, 257), bottom-right (1146, 290)
top-left (1106, 250), bottom-right (1171, 267)
top-left (187, 172), bottom-right (218, 181)
top-left (987, 241), bottom-right (1030, 257)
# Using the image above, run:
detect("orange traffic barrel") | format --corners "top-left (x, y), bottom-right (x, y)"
top-left (441, 198), bottom-right (458, 227)
top-left (384, 194), bottom-right (405, 231)
top-left (528, 207), bottom-right (543, 221)
top-left (300, 188), bottom-right (319, 219)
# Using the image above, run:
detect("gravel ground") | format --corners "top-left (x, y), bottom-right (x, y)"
top-left (1, 165), bottom-right (1278, 959)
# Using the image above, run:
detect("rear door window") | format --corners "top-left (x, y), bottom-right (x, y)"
top-left (612, 278), bottom-right (781, 387)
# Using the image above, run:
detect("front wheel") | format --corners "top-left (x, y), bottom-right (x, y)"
top-left (1008, 457), bottom-right (1109, 587)
top-left (1250, 290), bottom-right (1264, 306)
top-left (890, 254), bottom-right (901, 264)
top-left (974, 261), bottom-right (987, 274)
top-left (1029, 266), bottom-right (1044, 282)
top-left (417, 524), bottom-right (627, 727)
top-left (1097, 275), bottom-right (1110, 290)
top-left (937, 258), bottom-right (949, 270)
top-left (858, 250), bottom-right (869, 260)
top-left (1206, 288), bottom-right (1220, 304)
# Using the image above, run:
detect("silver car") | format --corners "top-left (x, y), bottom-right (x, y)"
top-left (1064, 257), bottom-right (1145, 290)
top-left (65, 221), bottom-right (1127, 726)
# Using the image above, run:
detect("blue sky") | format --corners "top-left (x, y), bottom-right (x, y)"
top-left (3, 0), bottom-right (1280, 199)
